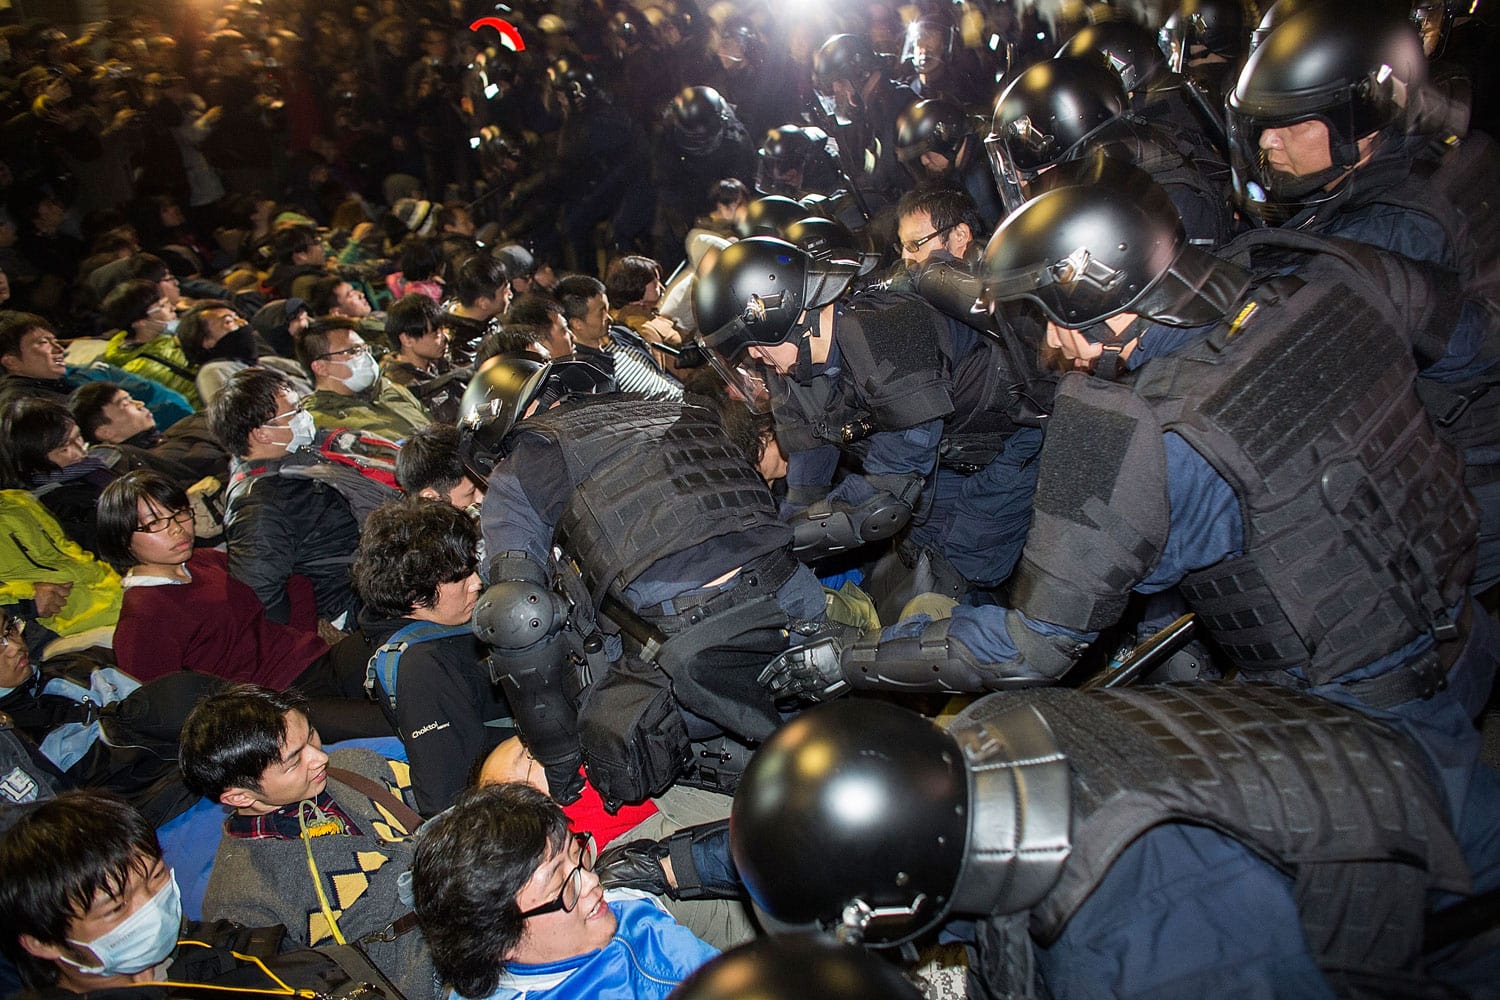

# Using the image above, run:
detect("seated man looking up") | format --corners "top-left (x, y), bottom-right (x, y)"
top-left (348, 497), bottom-right (512, 816)
top-left (70, 381), bottom-right (229, 489)
top-left (178, 684), bottom-right (432, 999)
top-left (0, 311), bottom-right (191, 428)
top-left (296, 318), bottom-right (430, 442)
top-left (412, 782), bottom-right (717, 1000)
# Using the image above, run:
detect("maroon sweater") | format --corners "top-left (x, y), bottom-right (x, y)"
top-left (114, 548), bottom-right (327, 687)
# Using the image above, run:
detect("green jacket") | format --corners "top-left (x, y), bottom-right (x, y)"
top-left (303, 378), bottom-right (430, 442)
top-left (103, 330), bottom-right (203, 408)
top-left (0, 490), bottom-right (122, 634)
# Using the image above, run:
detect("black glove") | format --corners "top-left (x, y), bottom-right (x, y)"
top-left (595, 838), bottom-right (674, 897)
top-left (544, 756), bottom-right (586, 806)
top-left (757, 636), bottom-right (851, 701)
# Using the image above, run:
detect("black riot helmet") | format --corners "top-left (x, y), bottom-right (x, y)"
top-left (737, 195), bottom-right (814, 238)
top-left (730, 701), bottom-right (970, 946)
top-left (693, 236), bottom-right (860, 359)
top-left (901, 17), bottom-right (955, 77)
top-left (544, 56), bottom-right (597, 115)
top-left (813, 33), bottom-right (881, 118)
top-left (980, 158), bottom-right (1232, 333)
top-left (1159, 0), bottom-right (1248, 73)
top-left (1057, 20), bottom-right (1169, 96)
top-left (985, 56), bottom-right (1128, 209)
top-left (1227, 7), bottom-right (1427, 225)
top-left (782, 216), bottom-right (880, 277)
top-left (1248, 0), bottom-right (1328, 53)
top-left (896, 98), bottom-right (969, 168)
top-left (457, 355), bottom-right (611, 480)
top-left (669, 937), bottom-right (925, 1000)
top-left (668, 85), bottom-right (730, 156)
top-left (756, 124), bottom-right (830, 196)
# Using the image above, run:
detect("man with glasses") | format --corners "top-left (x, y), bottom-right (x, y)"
top-left (412, 782), bottom-right (716, 1000)
top-left (296, 318), bottom-right (430, 442)
top-left (208, 367), bottom-right (397, 626)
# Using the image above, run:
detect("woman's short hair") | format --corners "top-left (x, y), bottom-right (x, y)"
top-left (95, 470), bottom-right (189, 570)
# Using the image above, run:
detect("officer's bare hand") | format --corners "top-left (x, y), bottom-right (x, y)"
top-left (758, 637), bottom-right (849, 702)
top-left (32, 581), bottom-right (72, 618)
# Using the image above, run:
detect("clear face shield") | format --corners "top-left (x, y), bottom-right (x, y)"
top-left (755, 149), bottom-right (807, 196)
top-left (1225, 107), bottom-right (1353, 227)
top-left (901, 21), bottom-right (952, 76)
top-left (1158, 16), bottom-right (1202, 75)
top-left (984, 127), bottom-right (1039, 215)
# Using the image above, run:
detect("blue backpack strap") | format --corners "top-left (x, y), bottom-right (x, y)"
top-left (364, 621), bottom-right (474, 713)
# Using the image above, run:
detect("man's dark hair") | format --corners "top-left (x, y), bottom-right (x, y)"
top-left (272, 225), bottom-right (318, 266)
top-left (208, 366), bottom-right (293, 457)
top-left (896, 186), bottom-right (985, 244)
top-left (305, 275), bottom-right (346, 318)
top-left (0, 790), bottom-right (164, 988)
top-left (176, 299), bottom-right (238, 365)
top-left (455, 254), bottom-right (509, 308)
top-left (0, 312), bottom-right (54, 359)
top-left (178, 684), bottom-right (310, 801)
top-left (475, 326), bottom-right (544, 366)
top-left (412, 783), bottom-right (570, 997)
top-left (68, 380), bottom-right (126, 445)
top-left (126, 252), bottom-right (171, 284)
top-left (296, 317), bottom-right (360, 371)
top-left (707, 177), bottom-right (749, 211)
top-left (95, 470), bottom-right (190, 571)
top-left (396, 236), bottom-right (444, 284)
top-left (604, 255), bottom-right (661, 306)
top-left (101, 278), bottom-right (160, 330)
top-left (385, 293), bottom-right (443, 352)
top-left (554, 274), bottom-right (605, 323)
top-left (505, 294), bottom-right (564, 328)
top-left (352, 498), bottom-right (478, 618)
top-left (396, 423), bottom-right (468, 496)
top-left (1, 399), bottom-right (76, 484)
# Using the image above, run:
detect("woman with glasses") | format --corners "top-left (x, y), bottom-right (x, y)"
top-left (413, 782), bottom-right (717, 1000)
top-left (95, 472), bottom-right (386, 741)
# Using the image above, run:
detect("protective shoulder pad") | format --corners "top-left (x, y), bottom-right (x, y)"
top-left (1011, 375), bottom-right (1169, 632)
top-left (838, 291), bottom-right (955, 429)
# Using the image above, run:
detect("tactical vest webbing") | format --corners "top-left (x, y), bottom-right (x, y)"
top-left (1132, 267), bottom-right (1475, 682)
top-left (521, 398), bottom-right (788, 605)
top-left (954, 684), bottom-right (1469, 977)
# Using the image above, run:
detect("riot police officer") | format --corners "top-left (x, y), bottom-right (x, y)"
top-left (757, 165), bottom-right (1500, 913)
top-left (895, 98), bottom-right (1004, 230)
top-left (731, 694), bottom-right (1487, 996)
top-left (460, 355), bottom-right (831, 808)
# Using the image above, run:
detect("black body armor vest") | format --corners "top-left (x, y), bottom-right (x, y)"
top-left (1134, 265), bottom-right (1475, 683)
top-left (518, 397), bottom-right (788, 604)
top-left (954, 684), bottom-right (1468, 978)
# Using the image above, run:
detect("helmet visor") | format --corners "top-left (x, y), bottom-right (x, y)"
top-left (1225, 108), bottom-right (1351, 226)
top-left (700, 341), bottom-right (772, 414)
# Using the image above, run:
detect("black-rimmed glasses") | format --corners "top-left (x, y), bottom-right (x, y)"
top-left (516, 833), bottom-right (597, 919)
top-left (135, 508), bottom-right (193, 534)
top-left (897, 224), bottom-right (955, 255)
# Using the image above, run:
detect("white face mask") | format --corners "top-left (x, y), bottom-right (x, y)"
top-left (60, 872), bottom-right (182, 977)
top-left (339, 351), bottom-right (379, 393)
top-left (284, 408), bottom-right (316, 453)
